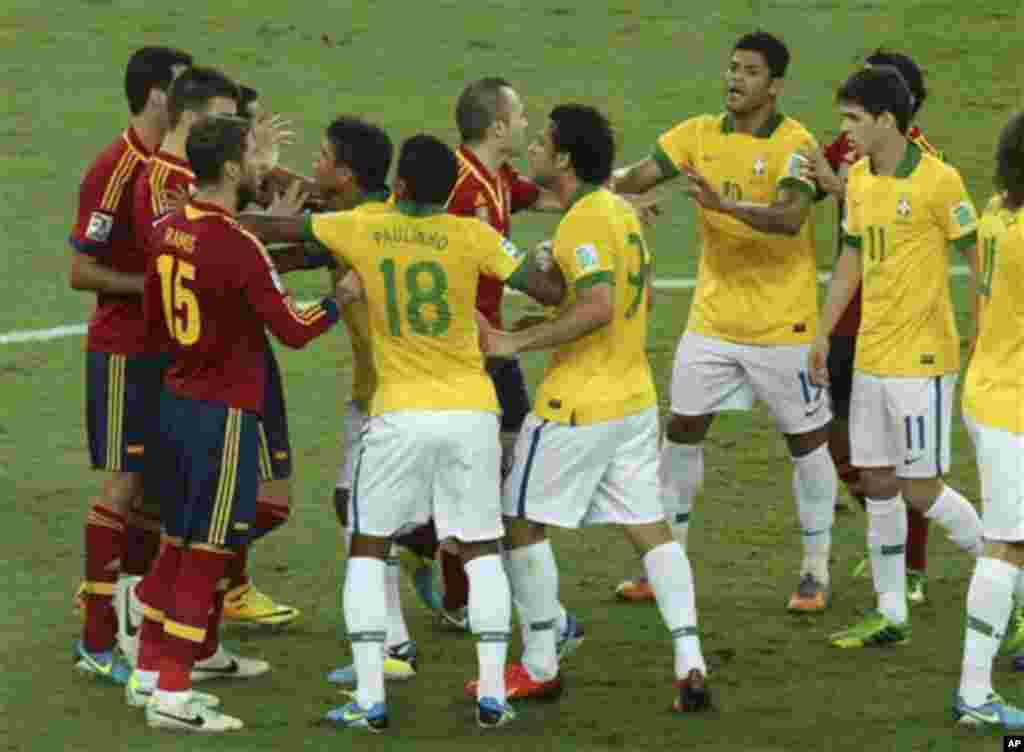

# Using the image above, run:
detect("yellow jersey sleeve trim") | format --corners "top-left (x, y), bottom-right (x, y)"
top-left (651, 144), bottom-right (680, 181)
top-left (842, 231), bottom-right (862, 250)
top-left (778, 176), bottom-right (815, 200)
top-left (575, 270), bottom-right (615, 290)
top-left (952, 230), bottom-right (978, 253)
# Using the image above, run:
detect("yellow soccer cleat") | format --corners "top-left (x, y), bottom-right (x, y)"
top-left (222, 583), bottom-right (300, 627)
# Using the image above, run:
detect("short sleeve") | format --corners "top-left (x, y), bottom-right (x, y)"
top-left (552, 212), bottom-right (615, 290)
top-left (841, 170), bottom-right (863, 250)
top-left (477, 223), bottom-right (526, 282)
top-left (309, 211), bottom-right (358, 267)
top-left (69, 162), bottom-right (120, 256)
top-left (935, 168), bottom-right (979, 252)
top-left (777, 133), bottom-right (819, 199)
top-left (652, 118), bottom-right (701, 180)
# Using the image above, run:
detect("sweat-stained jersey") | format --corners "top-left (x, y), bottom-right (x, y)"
top-left (446, 145), bottom-right (539, 326)
top-left (533, 185), bottom-right (657, 426)
top-left (653, 112), bottom-right (819, 345)
top-left (70, 127), bottom-right (152, 355)
top-left (144, 201), bottom-right (338, 413)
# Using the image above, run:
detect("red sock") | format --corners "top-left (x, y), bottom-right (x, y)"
top-left (395, 522), bottom-right (440, 560)
top-left (196, 583), bottom-right (227, 662)
top-left (250, 500), bottom-right (289, 542)
top-left (158, 547), bottom-right (231, 692)
top-left (121, 510), bottom-right (162, 577)
top-left (136, 544), bottom-right (182, 672)
top-left (442, 550), bottom-right (470, 611)
top-left (83, 504), bottom-right (125, 652)
top-left (226, 544), bottom-right (249, 590)
top-left (906, 507), bottom-right (930, 572)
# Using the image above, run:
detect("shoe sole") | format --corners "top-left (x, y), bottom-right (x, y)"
top-left (787, 598), bottom-right (829, 613)
top-left (615, 591), bottom-right (656, 603)
top-left (832, 637), bottom-right (910, 649)
top-left (222, 611), bottom-right (300, 627)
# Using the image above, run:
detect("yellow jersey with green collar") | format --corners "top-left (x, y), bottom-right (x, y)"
top-left (963, 194), bottom-right (1024, 433)
top-left (308, 200), bottom-right (528, 416)
top-left (842, 142), bottom-right (978, 377)
top-left (534, 185), bottom-right (657, 426)
top-left (654, 112), bottom-right (819, 345)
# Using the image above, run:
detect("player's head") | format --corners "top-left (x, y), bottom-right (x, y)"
top-left (167, 66), bottom-right (240, 132)
top-left (865, 49), bottom-right (926, 118)
top-left (236, 85), bottom-right (263, 121)
top-left (996, 111), bottom-right (1024, 205)
top-left (726, 32), bottom-right (789, 114)
top-left (528, 104), bottom-right (614, 188)
top-left (317, 116), bottom-right (393, 204)
top-left (124, 46), bottom-right (193, 121)
top-left (187, 115), bottom-right (262, 199)
top-left (394, 135), bottom-right (458, 205)
top-left (455, 77), bottom-right (529, 156)
top-left (837, 66), bottom-right (913, 155)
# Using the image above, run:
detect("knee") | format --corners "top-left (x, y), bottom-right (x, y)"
top-left (101, 472), bottom-right (142, 512)
top-left (665, 413), bottom-right (710, 445)
top-left (504, 516), bottom-right (546, 549)
top-left (858, 469), bottom-right (899, 500)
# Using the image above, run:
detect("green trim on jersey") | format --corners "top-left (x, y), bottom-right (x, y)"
top-left (842, 231), bottom-right (863, 250)
top-left (504, 257), bottom-right (533, 293)
top-left (952, 230), bottom-right (978, 253)
top-left (870, 141), bottom-right (922, 178)
top-left (575, 270), bottom-right (614, 290)
top-left (721, 111), bottom-right (785, 138)
top-left (395, 200), bottom-right (446, 217)
top-left (651, 144), bottom-right (681, 181)
top-left (779, 176), bottom-right (816, 200)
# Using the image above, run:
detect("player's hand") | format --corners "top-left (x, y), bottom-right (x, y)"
top-left (335, 269), bottom-right (365, 306)
top-left (808, 336), bottom-right (831, 388)
top-left (164, 185), bottom-right (191, 213)
top-left (681, 165), bottom-right (726, 213)
top-left (802, 148), bottom-right (843, 197)
top-left (269, 244), bottom-right (306, 274)
top-left (267, 180), bottom-right (309, 217)
top-left (252, 114), bottom-right (295, 171)
top-left (510, 314), bottom-right (548, 331)
top-left (619, 191), bottom-right (663, 225)
top-left (533, 240), bottom-right (554, 272)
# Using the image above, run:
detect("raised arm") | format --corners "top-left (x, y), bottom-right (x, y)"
top-left (612, 157), bottom-right (670, 196)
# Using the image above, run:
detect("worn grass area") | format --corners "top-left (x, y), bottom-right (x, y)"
top-left (2, 1), bottom-right (1020, 750)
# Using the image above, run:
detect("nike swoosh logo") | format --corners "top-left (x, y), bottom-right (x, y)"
top-left (154, 709), bottom-right (206, 728)
top-left (965, 708), bottom-right (1000, 724)
top-left (804, 402), bottom-right (824, 418)
top-left (194, 659), bottom-right (240, 675)
top-left (904, 455), bottom-right (923, 465)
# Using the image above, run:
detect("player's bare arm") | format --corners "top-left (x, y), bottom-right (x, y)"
top-left (486, 281), bottom-right (612, 357)
top-left (611, 157), bottom-right (668, 195)
top-left (682, 164), bottom-right (812, 236)
top-left (507, 253), bottom-right (567, 307)
top-left (958, 239), bottom-right (980, 356)
top-left (808, 245), bottom-right (863, 387)
top-left (237, 213), bottom-right (308, 244)
top-left (69, 253), bottom-right (144, 295)
top-left (334, 268), bottom-right (365, 306)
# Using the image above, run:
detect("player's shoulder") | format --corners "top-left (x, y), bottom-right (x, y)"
top-left (662, 113), bottom-right (718, 138)
top-left (774, 116), bottom-right (817, 148)
top-left (82, 130), bottom-right (147, 185)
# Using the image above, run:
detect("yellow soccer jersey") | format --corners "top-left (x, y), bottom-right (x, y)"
top-left (307, 202), bottom-right (527, 416)
top-left (843, 142), bottom-right (978, 377)
top-left (654, 112), bottom-right (819, 344)
top-left (963, 195), bottom-right (1024, 433)
top-left (534, 185), bottom-right (658, 426)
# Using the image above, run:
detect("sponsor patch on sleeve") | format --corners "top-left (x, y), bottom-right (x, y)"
top-left (85, 211), bottom-right (114, 243)
top-left (575, 243), bottom-right (600, 271)
top-left (952, 201), bottom-right (976, 228)
top-left (501, 238), bottom-right (524, 260)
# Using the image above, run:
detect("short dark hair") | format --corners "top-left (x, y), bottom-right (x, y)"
top-left (455, 77), bottom-right (512, 143)
top-left (167, 67), bottom-right (239, 129)
top-left (124, 46), bottom-right (193, 115)
top-left (325, 116), bottom-right (393, 193)
top-left (186, 115), bottom-right (251, 188)
top-left (865, 49), bottom-right (927, 116)
top-left (996, 111), bottom-right (1024, 201)
top-left (734, 32), bottom-right (790, 78)
top-left (836, 66), bottom-right (913, 134)
top-left (548, 104), bottom-right (615, 185)
top-left (396, 135), bottom-right (458, 204)
top-left (236, 85), bottom-right (260, 119)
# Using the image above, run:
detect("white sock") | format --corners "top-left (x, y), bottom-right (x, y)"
top-left (925, 486), bottom-right (983, 556)
top-left (344, 528), bottom-right (353, 553)
top-left (660, 441), bottom-right (703, 548)
top-left (504, 540), bottom-right (559, 681)
top-left (465, 555), bottom-right (511, 702)
top-left (866, 496), bottom-right (908, 624)
top-left (343, 557), bottom-right (387, 708)
top-left (960, 558), bottom-right (1019, 706)
top-left (642, 541), bottom-right (706, 678)
top-left (133, 668), bottom-right (158, 692)
top-left (385, 549), bottom-right (410, 649)
top-left (792, 444), bottom-right (836, 584)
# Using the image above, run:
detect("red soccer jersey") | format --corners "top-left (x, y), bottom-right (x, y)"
top-left (825, 126), bottom-right (939, 337)
top-left (446, 145), bottom-right (540, 327)
top-left (144, 200), bottom-right (339, 413)
top-left (69, 127), bottom-right (153, 354)
top-left (134, 150), bottom-right (196, 353)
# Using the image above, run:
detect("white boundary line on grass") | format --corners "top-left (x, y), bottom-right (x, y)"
top-left (0, 266), bottom-right (973, 346)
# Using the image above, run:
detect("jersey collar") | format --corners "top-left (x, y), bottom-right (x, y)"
top-left (395, 200), bottom-right (446, 217)
top-left (155, 149), bottom-right (194, 174)
top-left (871, 141), bottom-right (922, 179)
top-left (355, 187), bottom-right (391, 207)
top-left (186, 199), bottom-right (232, 218)
top-left (567, 182), bottom-right (603, 210)
top-left (124, 126), bottom-right (154, 158)
top-left (721, 111), bottom-right (784, 138)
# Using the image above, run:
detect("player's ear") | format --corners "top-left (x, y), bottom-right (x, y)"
top-left (769, 76), bottom-right (785, 98)
top-left (554, 150), bottom-right (571, 173)
top-left (392, 176), bottom-right (407, 200)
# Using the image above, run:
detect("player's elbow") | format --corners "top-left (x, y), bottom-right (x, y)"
top-left (69, 257), bottom-right (93, 291)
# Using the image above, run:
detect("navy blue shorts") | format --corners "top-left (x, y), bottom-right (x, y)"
top-left (258, 349), bottom-right (292, 481)
top-left (86, 352), bottom-right (168, 473)
top-left (486, 356), bottom-right (530, 434)
top-left (153, 391), bottom-right (259, 549)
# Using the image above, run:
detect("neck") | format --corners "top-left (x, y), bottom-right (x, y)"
top-left (550, 171), bottom-right (582, 210)
top-left (730, 101), bottom-right (777, 136)
top-left (160, 125), bottom-right (190, 160)
top-left (128, 113), bottom-right (164, 152)
top-left (193, 184), bottom-right (238, 215)
top-left (327, 184), bottom-right (362, 211)
top-left (464, 140), bottom-right (503, 174)
top-left (1006, 192), bottom-right (1024, 212)
top-left (869, 135), bottom-right (909, 177)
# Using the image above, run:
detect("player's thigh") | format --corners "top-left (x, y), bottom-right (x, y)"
top-left (486, 357), bottom-right (531, 435)
top-left (433, 411), bottom-right (504, 543)
top-left (890, 373), bottom-right (957, 480)
top-left (669, 333), bottom-right (754, 417)
top-left (826, 335), bottom-right (857, 422)
top-left (502, 413), bottom-right (614, 529)
top-left (256, 351), bottom-right (292, 483)
top-left (335, 400), bottom-right (368, 496)
top-left (86, 351), bottom-right (166, 474)
top-left (741, 342), bottom-right (831, 435)
top-left (586, 408), bottom-right (665, 527)
top-left (971, 420), bottom-right (1024, 542)
top-left (849, 370), bottom-right (903, 470)
top-left (351, 412), bottom-right (437, 538)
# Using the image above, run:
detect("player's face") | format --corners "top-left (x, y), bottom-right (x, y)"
top-left (314, 138), bottom-right (344, 193)
top-left (725, 50), bottom-right (778, 114)
top-left (839, 103), bottom-right (881, 157)
top-left (206, 97), bottom-right (238, 119)
top-left (237, 130), bottom-right (266, 196)
top-left (527, 124), bottom-right (559, 187)
top-left (496, 87), bottom-right (529, 156)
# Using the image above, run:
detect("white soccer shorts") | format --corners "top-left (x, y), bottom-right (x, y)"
top-left (849, 371), bottom-right (956, 479)
top-left (335, 400), bottom-right (368, 492)
top-left (669, 332), bottom-right (831, 435)
top-left (963, 414), bottom-right (1024, 542)
top-left (502, 407), bottom-right (665, 529)
top-left (351, 410), bottom-right (504, 543)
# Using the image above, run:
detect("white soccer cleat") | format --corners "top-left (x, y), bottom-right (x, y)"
top-left (145, 694), bottom-right (243, 733)
top-left (191, 645), bottom-right (270, 682)
top-left (114, 575), bottom-right (143, 666)
top-left (126, 671), bottom-right (221, 709)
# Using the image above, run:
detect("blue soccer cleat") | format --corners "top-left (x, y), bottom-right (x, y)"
top-left (477, 696), bottom-right (517, 729)
top-left (324, 696), bottom-right (388, 733)
top-left (953, 692), bottom-right (1024, 730)
top-left (73, 640), bottom-right (132, 685)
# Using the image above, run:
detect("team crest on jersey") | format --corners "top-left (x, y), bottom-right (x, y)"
top-left (575, 243), bottom-right (599, 271)
top-left (85, 211), bottom-right (114, 242)
top-left (753, 158), bottom-right (767, 176)
top-left (896, 196), bottom-right (912, 218)
top-left (952, 201), bottom-right (976, 228)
